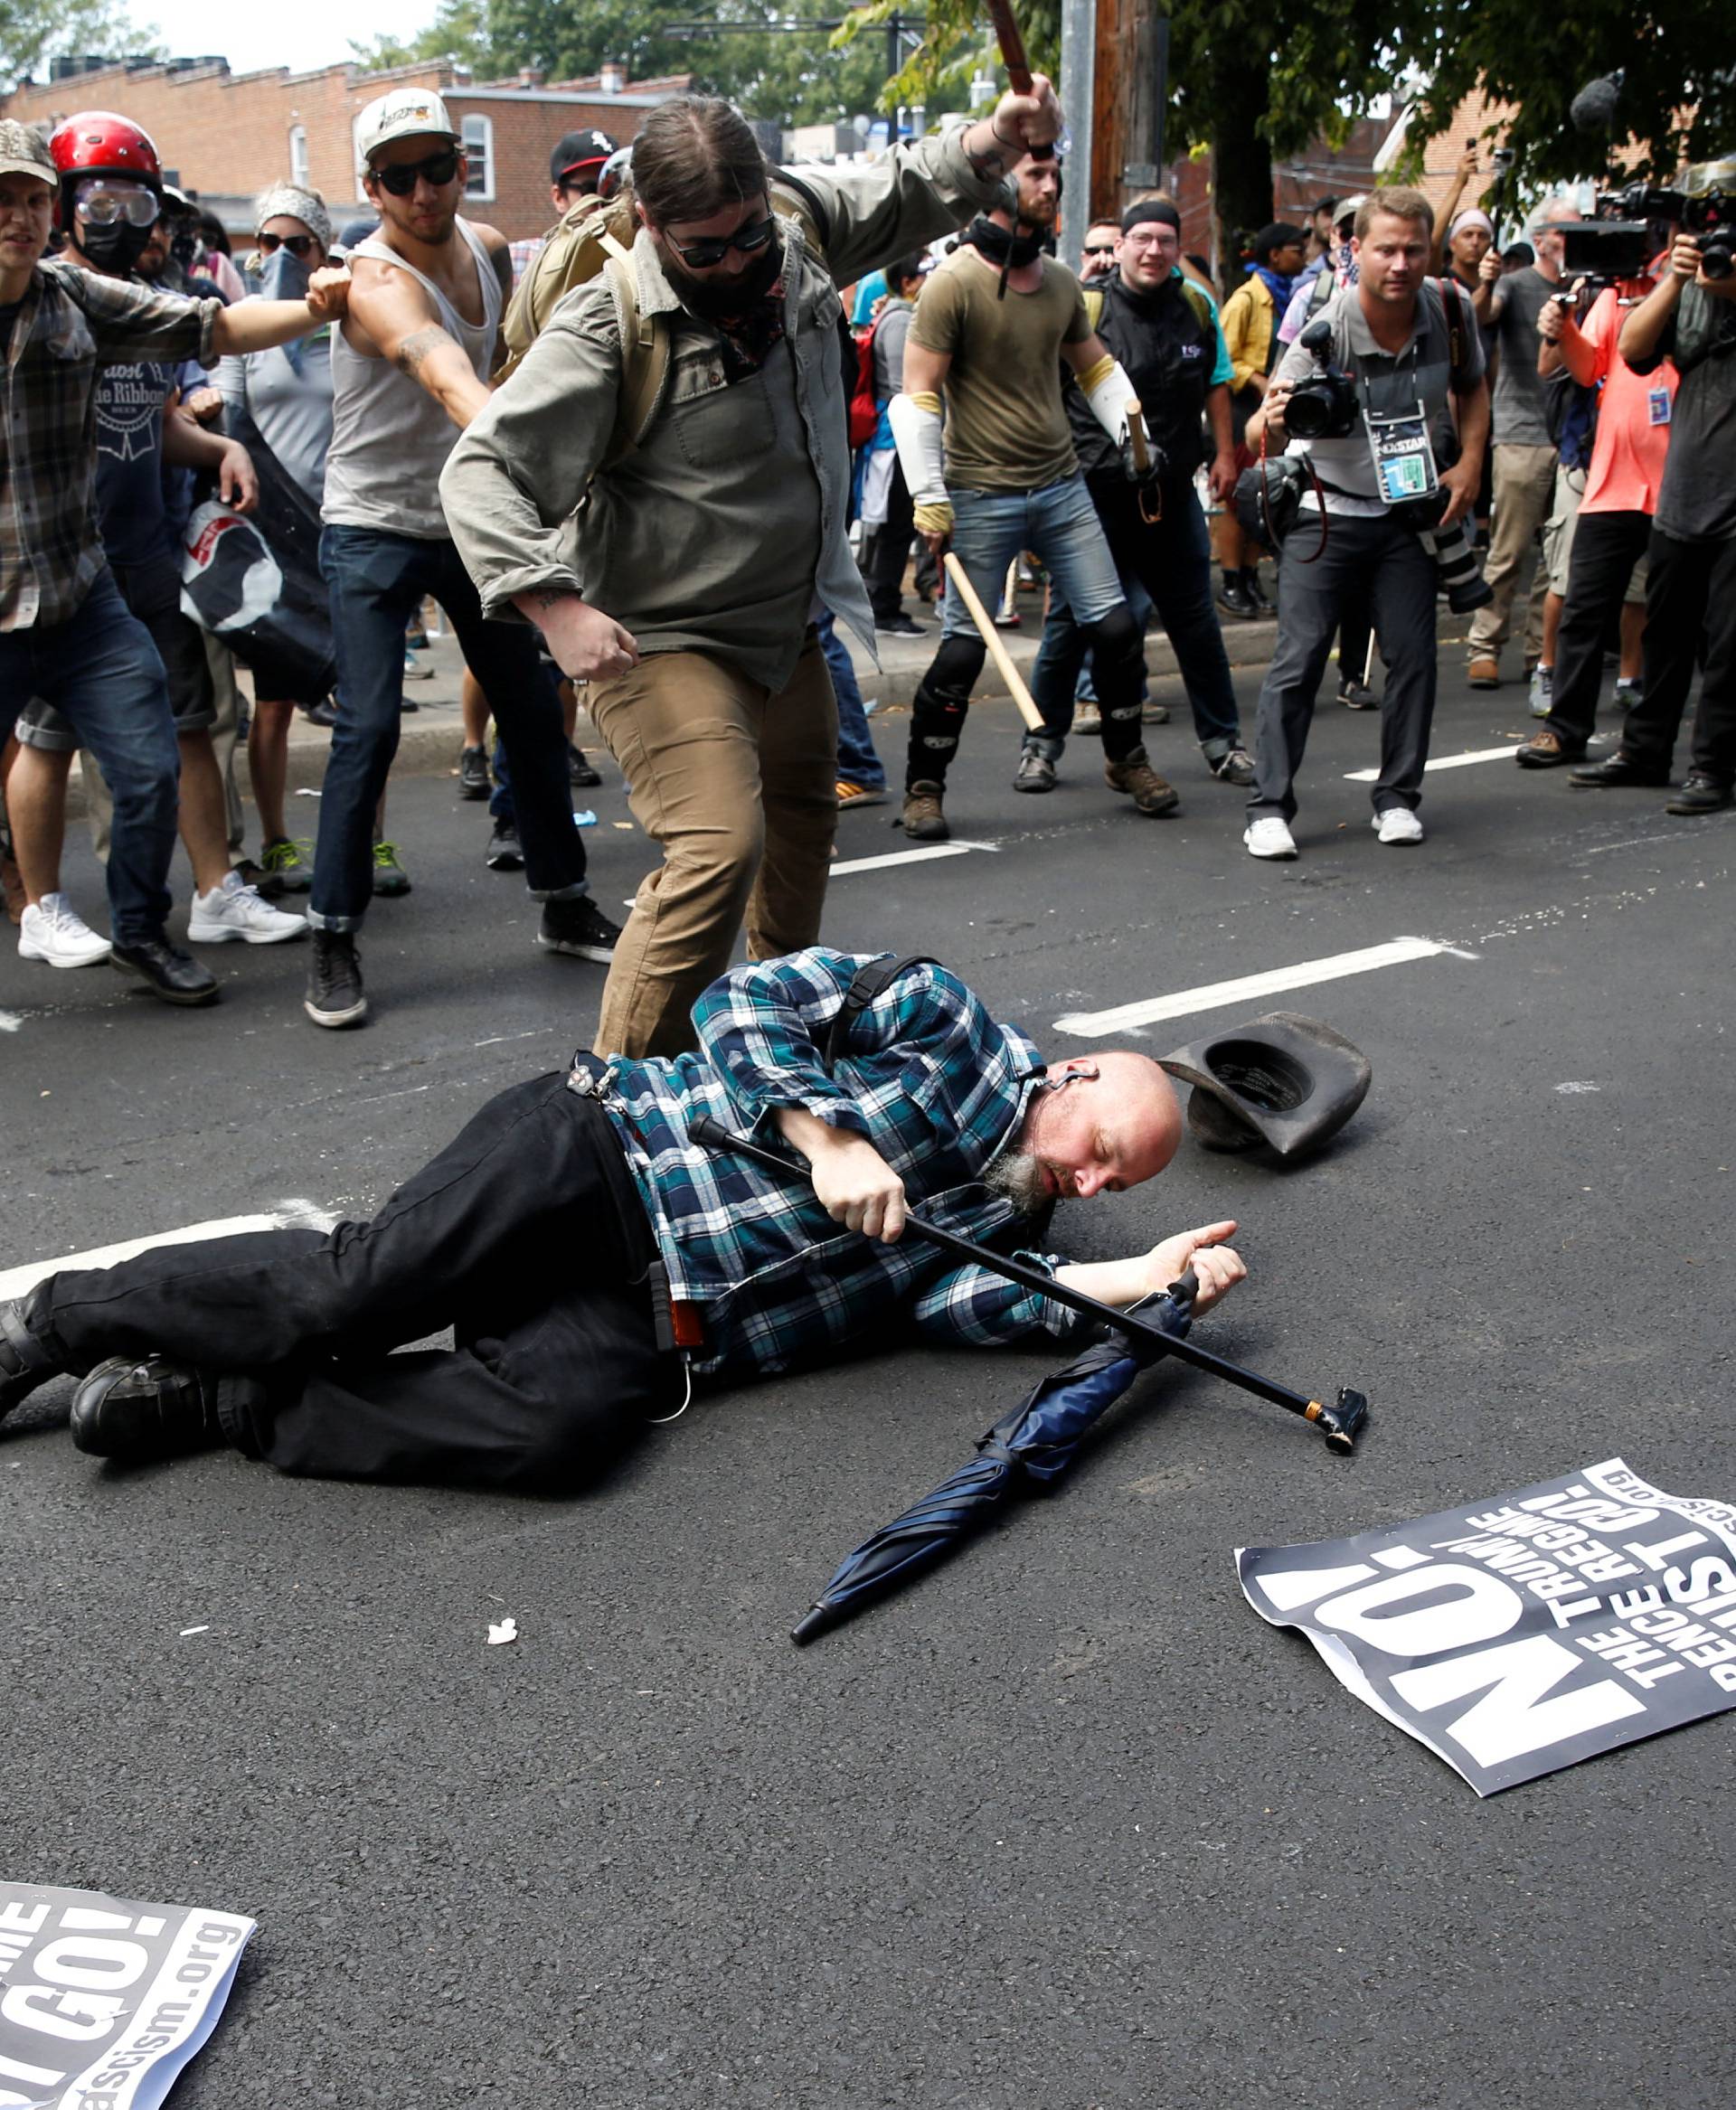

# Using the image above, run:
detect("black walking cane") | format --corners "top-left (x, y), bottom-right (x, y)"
top-left (687, 1116), bottom-right (1368, 1451)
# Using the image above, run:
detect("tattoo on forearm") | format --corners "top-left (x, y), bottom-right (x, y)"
top-left (394, 326), bottom-right (449, 380)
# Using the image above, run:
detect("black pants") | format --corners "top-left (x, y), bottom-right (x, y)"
top-left (1029, 476), bottom-right (1242, 758)
top-left (1250, 512), bottom-right (1439, 821)
top-left (29, 1079), bottom-right (676, 1490)
top-left (1544, 508), bottom-right (1653, 748)
top-left (1619, 525), bottom-right (1736, 784)
top-left (865, 457), bottom-right (916, 621)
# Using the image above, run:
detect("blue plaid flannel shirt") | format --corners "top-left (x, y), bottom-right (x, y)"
top-left (577, 949), bottom-right (1090, 1378)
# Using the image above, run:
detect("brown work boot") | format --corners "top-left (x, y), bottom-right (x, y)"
top-left (901, 781), bottom-right (949, 842)
top-left (1467, 655), bottom-right (1500, 689)
top-left (1104, 745), bottom-right (1180, 816)
top-left (1514, 726), bottom-right (1586, 769)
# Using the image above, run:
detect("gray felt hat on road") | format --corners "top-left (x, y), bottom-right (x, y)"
top-left (1158, 1013), bottom-right (1372, 1158)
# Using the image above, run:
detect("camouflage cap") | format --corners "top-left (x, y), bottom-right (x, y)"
top-left (0, 120), bottom-right (55, 186)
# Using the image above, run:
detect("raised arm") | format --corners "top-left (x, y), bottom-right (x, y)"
top-left (209, 268), bottom-right (348, 358)
top-left (344, 257), bottom-right (490, 429)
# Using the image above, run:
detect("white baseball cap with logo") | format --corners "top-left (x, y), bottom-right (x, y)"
top-left (355, 88), bottom-right (461, 171)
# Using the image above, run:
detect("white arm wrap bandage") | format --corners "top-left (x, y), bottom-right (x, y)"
top-left (1079, 353), bottom-right (1140, 447)
top-left (889, 389), bottom-right (949, 507)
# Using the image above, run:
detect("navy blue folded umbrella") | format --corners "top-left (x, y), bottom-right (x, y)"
top-left (790, 1281), bottom-right (1196, 1644)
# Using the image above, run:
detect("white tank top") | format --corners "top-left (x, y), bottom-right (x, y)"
top-left (322, 217), bottom-right (501, 539)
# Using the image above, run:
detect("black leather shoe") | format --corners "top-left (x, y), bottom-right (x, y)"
top-left (70, 1354), bottom-right (222, 1460)
top-left (568, 745), bottom-right (602, 789)
top-left (0, 1292), bottom-right (61, 1419)
top-left (1567, 752), bottom-right (1672, 789)
top-left (1217, 579), bottom-right (1257, 619)
top-left (1665, 772), bottom-right (1734, 815)
top-left (109, 937), bottom-right (220, 1005)
top-left (1241, 570), bottom-right (1272, 612)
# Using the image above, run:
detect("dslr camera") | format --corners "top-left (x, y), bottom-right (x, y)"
top-left (1283, 319), bottom-right (1359, 438)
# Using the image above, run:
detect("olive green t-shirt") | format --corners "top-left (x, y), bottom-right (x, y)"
top-left (908, 247), bottom-right (1094, 492)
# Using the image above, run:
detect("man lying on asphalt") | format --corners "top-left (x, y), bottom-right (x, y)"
top-left (0, 952), bottom-right (1244, 1490)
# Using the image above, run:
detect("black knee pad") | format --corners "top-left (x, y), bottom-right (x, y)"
top-left (908, 636), bottom-right (987, 783)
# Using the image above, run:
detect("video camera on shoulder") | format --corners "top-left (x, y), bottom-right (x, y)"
top-left (1559, 160), bottom-right (1735, 285)
top-left (1283, 318), bottom-right (1359, 439)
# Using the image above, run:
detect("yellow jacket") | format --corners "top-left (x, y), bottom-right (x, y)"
top-left (1219, 273), bottom-right (1278, 394)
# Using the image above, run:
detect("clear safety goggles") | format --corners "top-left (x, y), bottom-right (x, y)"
top-left (73, 180), bottom-right (160, 229)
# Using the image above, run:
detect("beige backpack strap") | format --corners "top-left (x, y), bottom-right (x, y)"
top-left (600, 249), bottom-right (670, 471)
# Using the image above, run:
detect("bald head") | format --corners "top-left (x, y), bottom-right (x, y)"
top-left (993, 1050), bottom-right (1181, 1211)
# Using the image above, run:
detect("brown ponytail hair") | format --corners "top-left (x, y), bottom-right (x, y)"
top-left (632, 96), bottom-right (767, 230)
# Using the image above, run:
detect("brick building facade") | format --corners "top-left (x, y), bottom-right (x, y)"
top-left (0, 57), bottom-right (693, 242)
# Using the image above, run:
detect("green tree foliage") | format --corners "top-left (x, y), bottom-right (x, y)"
top-left (1, 0), bottom-right (160, 91)
top-left (350, 0), bottom-right (928, 130)
top-left (835, 0), bottom-right (1733, 261)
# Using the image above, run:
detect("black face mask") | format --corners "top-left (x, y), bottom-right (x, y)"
top-left (963, 215), bottom-right (1045, 268)
top-left (77, 218), bottom-right (156, 276)
top-left (659, 237), bottom-right (782, 322)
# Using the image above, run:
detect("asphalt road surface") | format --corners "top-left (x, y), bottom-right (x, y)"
top-left (3, 655), bottom-right (1731, 2108)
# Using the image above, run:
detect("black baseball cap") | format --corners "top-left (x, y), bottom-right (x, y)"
top-left (552, 129), bottom-right (618, 184)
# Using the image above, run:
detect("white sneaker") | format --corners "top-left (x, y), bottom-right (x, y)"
top-left (1373, 807), bottom-right (1424, 846)
top-left (189, 871), bottom-right (309, 946)
top-left (18, 892), bottom-right (112, 968)
top-left (1529, 664), bottom-right (1553, 718)
top-left (1243, 816), bottom-right (1297, 860)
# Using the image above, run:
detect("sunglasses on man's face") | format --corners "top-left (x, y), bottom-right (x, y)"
top-left (259, 231), bottom-right (319, 257)
top-left (662, 210), bottom-right (777, 269)
top-left (1083, 242), bottom-right (1117, 256)
top-left (373, 151), bottom-right (460, 197)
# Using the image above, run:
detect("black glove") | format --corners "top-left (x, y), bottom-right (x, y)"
top-left (1119, 430), bottom-right (1166, 496)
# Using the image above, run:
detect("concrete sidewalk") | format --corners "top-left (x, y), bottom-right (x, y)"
top-left (251, 589), bottom-right (1287, 800)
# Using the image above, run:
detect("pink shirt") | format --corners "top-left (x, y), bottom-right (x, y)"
top-left (1578, 285), bottom-right (1678, 515)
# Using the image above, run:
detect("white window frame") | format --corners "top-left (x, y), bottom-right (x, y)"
top-left (460, 114), bottom-right (494, 202)
top-left (288, 125), bottom-right (309, 188)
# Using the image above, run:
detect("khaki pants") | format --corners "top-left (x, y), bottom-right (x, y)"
top-left (1467, 442), bottom-right (1558, 664)
top-left (588, 633), bottom-right (838, 1060)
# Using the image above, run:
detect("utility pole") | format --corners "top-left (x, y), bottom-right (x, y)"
top-left (1087, 0), bottom-right (1170, 225)
top-left (1058, 0), bottom-right (1096, 269)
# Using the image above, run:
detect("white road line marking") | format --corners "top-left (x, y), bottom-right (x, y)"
top-left (832, 839), bottom-right (999, 878)
top-left (0, 1198), bottom-right (335, 1304)
top-left (1053, 936), bottom-right (1461, 1037)
top-left (624, 838), bottom-right (999, 905)
top-left (1344, 745), bottom-right (1516, 782)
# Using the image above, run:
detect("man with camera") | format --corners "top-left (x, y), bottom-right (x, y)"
top-left (1568, 208), bottom-right (1736, 812)
top-left (1241, 188), bottom-right (1489, 859)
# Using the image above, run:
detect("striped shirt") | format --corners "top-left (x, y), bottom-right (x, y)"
top-left (576, 950), bottom-right (1091, 1379)
top-left (1, 261), bottom-right (219, 631)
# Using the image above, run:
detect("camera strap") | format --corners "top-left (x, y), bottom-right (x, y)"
top-left (1352, 326), bottom-right (1439, 508)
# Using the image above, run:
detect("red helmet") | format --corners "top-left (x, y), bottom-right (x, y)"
top-left (48, 111), bottom-right (163, 192)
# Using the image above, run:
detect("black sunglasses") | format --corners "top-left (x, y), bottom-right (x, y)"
top-left (258, 231), bottom-right (319, 257)
top-left (373, 150), bottom-right (460, 197)
top-left (662, 211), bottom-right (778, 269)
top-left (1083, 242), bottom-right (1117, 256)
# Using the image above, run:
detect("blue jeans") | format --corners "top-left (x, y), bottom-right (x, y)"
top-left (940, 475), bottom-right (1124, 641)
top-left (1031, 477), bottom-right (1241, 761)
top-left (819, 609), bottom-right (884, 790)
top-left (315, 526), bottom-right (587, 928)
top-left (0, 569), bottom-right (180, 945)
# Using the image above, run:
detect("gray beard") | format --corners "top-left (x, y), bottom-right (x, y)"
top-left (984, 1148), bottom-right (1053, 1216)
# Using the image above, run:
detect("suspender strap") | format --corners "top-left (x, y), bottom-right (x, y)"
top-left (822, 953), bottom-right (942, 1073)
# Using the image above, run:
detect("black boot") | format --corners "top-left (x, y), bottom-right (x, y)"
top-left (0, 1291), bottom-right (62, 1419)
top-left (69, 1354), bottom-right (225, 1461)
top-left (109, 937), bottom-right (219, 1006)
